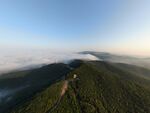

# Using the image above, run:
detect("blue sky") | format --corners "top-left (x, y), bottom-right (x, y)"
top-left (0, 0), bottom-right (150, 55)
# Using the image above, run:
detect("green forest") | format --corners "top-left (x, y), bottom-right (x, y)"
top-left (10, 61), bottom-right (150, 113)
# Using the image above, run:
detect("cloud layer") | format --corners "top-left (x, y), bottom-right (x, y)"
top-left (0, 49), bottom-right (99, 74)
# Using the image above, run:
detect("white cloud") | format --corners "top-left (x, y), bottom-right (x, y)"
top-left (0, 49), bottom-right (99, 74)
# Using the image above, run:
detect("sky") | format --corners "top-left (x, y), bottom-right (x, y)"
top-left (0, 0), bottom-right (150, 56)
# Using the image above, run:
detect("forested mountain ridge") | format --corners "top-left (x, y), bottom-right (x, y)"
top-left (10, 60), bottom-right (150, 113)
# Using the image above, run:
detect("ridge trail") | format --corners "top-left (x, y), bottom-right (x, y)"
top-left (46, 76), bottom-right (76, 113)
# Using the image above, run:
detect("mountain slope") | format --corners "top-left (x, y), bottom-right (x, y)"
top-left (109, 62), bottom-right (150, 80)
top-left (0, 63), bottom-right (71, 113)
top-left (10, 61), bottom-right (150, 113)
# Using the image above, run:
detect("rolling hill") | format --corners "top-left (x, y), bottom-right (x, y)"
top-left (7, 60), bottom-right (150, 113)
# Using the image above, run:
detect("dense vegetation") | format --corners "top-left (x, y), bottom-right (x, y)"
top-left (10, 61), bottom-right (150, 113)
top-left (0, 63), bottom-right (71, 113)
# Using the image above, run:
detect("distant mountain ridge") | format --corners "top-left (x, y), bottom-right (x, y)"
top-left (80, 51), bottom-right (150, 69)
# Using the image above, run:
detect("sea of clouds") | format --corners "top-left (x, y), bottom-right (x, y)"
top-left (0, 49), bottom-right (99, 74)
